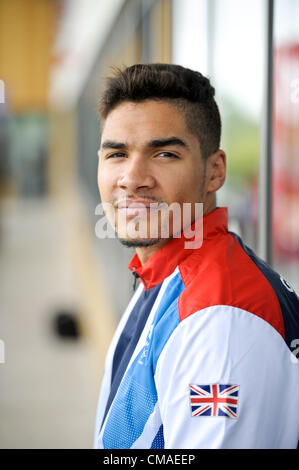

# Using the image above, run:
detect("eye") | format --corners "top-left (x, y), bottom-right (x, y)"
top-left (106, 152), bottom-right (127, 159)
top-left (157, 151), bottom-right (179, 159)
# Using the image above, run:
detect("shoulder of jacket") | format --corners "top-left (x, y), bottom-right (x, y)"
top-left (177, 232), bottom-right (284, 339)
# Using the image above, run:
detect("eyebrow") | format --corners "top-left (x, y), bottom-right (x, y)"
top-left (101, 140), bottom-right (127, 150)
top-left (101, 137), bottom-right (188, 150)
top-left (148, 137), bottom-right (188, 149)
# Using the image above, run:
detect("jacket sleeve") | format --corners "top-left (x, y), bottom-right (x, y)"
top-left (154, 305), bottom-right (299, 449)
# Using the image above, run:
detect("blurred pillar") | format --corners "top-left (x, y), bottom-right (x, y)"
top-left (258, 0), bottom-right (274, 264)
top-left (149, 0), bottom-right (172, 63)
top-left (141, 0), bottom-right (151, 63)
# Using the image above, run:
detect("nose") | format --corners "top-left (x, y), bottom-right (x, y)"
top-left (117, 155), bottom-right (156, 192)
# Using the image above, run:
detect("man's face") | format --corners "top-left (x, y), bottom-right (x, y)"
top-left (97, 100), bottom-right (209, 248)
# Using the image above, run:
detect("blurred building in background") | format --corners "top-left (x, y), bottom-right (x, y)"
top-left (0, 0), bottom-right (298, 449)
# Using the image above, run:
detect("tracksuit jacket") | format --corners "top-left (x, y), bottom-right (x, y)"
top-left (94, 207), bottom-right (299, 449)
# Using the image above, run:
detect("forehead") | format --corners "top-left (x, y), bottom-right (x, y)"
top-left (101, 100), bottom-right (191, 143)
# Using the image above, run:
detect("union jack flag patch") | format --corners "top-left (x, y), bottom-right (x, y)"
top-left (189, 384), bottom-right (240, 418)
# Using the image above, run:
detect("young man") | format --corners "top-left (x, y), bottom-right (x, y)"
top-left (94, 64), bottom-right (299, 449)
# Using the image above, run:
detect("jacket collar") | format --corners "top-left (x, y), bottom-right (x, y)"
top-left (128, 207), bottom-right (228, 290)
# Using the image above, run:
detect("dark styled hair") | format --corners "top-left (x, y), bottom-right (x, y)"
top-left (99, 63), bottom-right (221, 160)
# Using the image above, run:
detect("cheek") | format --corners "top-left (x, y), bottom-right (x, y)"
top-left (97, 165), bottom-right (112, 201)
top-left (164, 168), bottom-right (199, 203)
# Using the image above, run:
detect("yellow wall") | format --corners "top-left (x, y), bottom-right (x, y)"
top-left (0, 0), bottom-right (56, 112)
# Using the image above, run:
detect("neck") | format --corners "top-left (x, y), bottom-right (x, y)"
top-left (135, 239), bottom-right (169, 265)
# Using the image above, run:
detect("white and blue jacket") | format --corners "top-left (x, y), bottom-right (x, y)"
top-left (94, 208), bottom-right (299, 449)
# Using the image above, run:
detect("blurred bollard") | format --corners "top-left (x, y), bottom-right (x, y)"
top-left (52, 309), bottom-right (81, 340)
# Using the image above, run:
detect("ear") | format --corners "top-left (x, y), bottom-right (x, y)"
top-left (206, 150), bottom-right (226, 194)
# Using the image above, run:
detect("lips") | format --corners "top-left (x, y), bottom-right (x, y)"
top-left (116, 198), bottom-right (159, 217)
top-left (116, 199), bottom-right (155, 208)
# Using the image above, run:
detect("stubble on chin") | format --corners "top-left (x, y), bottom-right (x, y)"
top-left (117, 237), bottom-right (163, 248)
